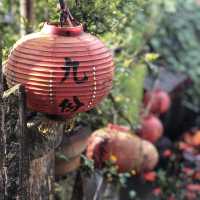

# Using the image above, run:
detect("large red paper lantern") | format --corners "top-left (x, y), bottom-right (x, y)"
top-left (5, 23), bottom-right (114, 118)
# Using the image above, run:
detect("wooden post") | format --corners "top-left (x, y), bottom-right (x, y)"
top-left (29, 151), bottom-right (55, 200)
top-left (0, 25), bottom-right (7, 200)
top-left (27, 114), bottom-right (65, 199)
top-left (18, 86), bottom-right (30, 199)
top-left (0, 82), bottom-right (65, 199)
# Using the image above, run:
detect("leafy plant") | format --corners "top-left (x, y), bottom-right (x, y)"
top-left (150, 0), bottom-right (200, 111)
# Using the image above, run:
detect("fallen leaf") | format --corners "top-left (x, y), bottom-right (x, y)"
top-left (110, 154), bottom-right (117, 163)
top-left (182, 167), bottom-right (194, 176)
top-left (131, 170), bottom-right (136, 176)
top-left (167, 195), bottom-right (176, 200)
top-left (163, 149), bottom-right (173, 158)
top-left (186, 191), bottom-right (197, 200)
top-left (178, 142), bottom-right (193, 152)
top-left (152, 187), bottom-right (162, 196)
top-left (143, 171), bottom-right (157, 182)
top-left (192, 131), bottom-right (200, 146)
top-left (107, 124), bottom-right (130, 132)
top-left (193, 171), bottom-right (200, 180)
top-left (187, 184), bottom-right (200, 192)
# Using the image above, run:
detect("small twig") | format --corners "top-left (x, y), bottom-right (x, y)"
top-left (3, 84), bottom-right (21, 99)
top-left (59, 0), bottom-right (73, 27)
top-left (93, 175), bottom-right (104, 200)
top-left (108, 94), bottom-right (134, 130)
top-left (111, 106), bottom-right (118, 124)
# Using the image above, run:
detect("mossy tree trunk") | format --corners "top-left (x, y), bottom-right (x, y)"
top-left (0, 82), bottom-right (65, 199)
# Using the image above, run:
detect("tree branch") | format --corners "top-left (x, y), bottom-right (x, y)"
top-left (108, 94), bottom-right (134, 130)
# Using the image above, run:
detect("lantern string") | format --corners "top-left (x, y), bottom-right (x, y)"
top-left (59, 0), bottom-right (74, 27)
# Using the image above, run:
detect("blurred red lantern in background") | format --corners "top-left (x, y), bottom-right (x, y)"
top-left (139, 115), bottom-right (163, 143)
top-left (143, 89), bottom-right (171, 114)
top-left (5, 23), bottom-right (114, 118)
top-left (86, 124), bottom-right (159, 173)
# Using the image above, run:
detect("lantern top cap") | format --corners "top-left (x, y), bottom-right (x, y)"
top-left (41, 22), bottom-right (83, 36)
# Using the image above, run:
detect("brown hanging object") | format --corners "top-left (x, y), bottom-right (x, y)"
top-left (86, 124), bottom-right (159, 173)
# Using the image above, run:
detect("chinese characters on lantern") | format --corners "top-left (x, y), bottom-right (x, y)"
top-left (59, 96), bottom-right (84, 113)
top-left (59, 57), bottom-right (89, 113)
top-left (61, 57), bottom-right (88, 83)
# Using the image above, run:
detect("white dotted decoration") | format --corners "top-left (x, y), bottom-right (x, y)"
top-left (11, 71), bottom-right (15, 85)
top-left (49, 71), bottom-right (54, 104)
top-left (88, 66), bottom-right (97, 108)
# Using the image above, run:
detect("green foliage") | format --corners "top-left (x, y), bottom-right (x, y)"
top-left (0, 0), bottom-right (19, 60)
top-left (153, 149), bottom-right (200, 200)
top-left (80, 155), bottom-right (95, 176)
top-left (111, 64), bottom-right (146, 128)
top-left (56, 153), bottom-right (70, 162)
top-left (91, 0), bottom-right (164, 128)
top-left (34, 0), bottom-right (148, 35)
top-left (150, 0), bottom-right (200, 109)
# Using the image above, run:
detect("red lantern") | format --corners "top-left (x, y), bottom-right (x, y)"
top-left (86, 124), bottom-right (159, 173)
top-left (139, 115), bottom-right (163, 143)
top-left (143, 89), bottom-right (171, 114)
top-left (5, 23), bottom-right (114, 118)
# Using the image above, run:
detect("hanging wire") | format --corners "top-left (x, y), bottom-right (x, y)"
top-left (58, 0), bottom-right (74, 27)
top-left (59, 0), bottom-right (65, 10)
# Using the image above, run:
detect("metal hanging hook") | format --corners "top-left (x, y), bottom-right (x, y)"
top-left (58, 0), bottom-right (74, 27)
